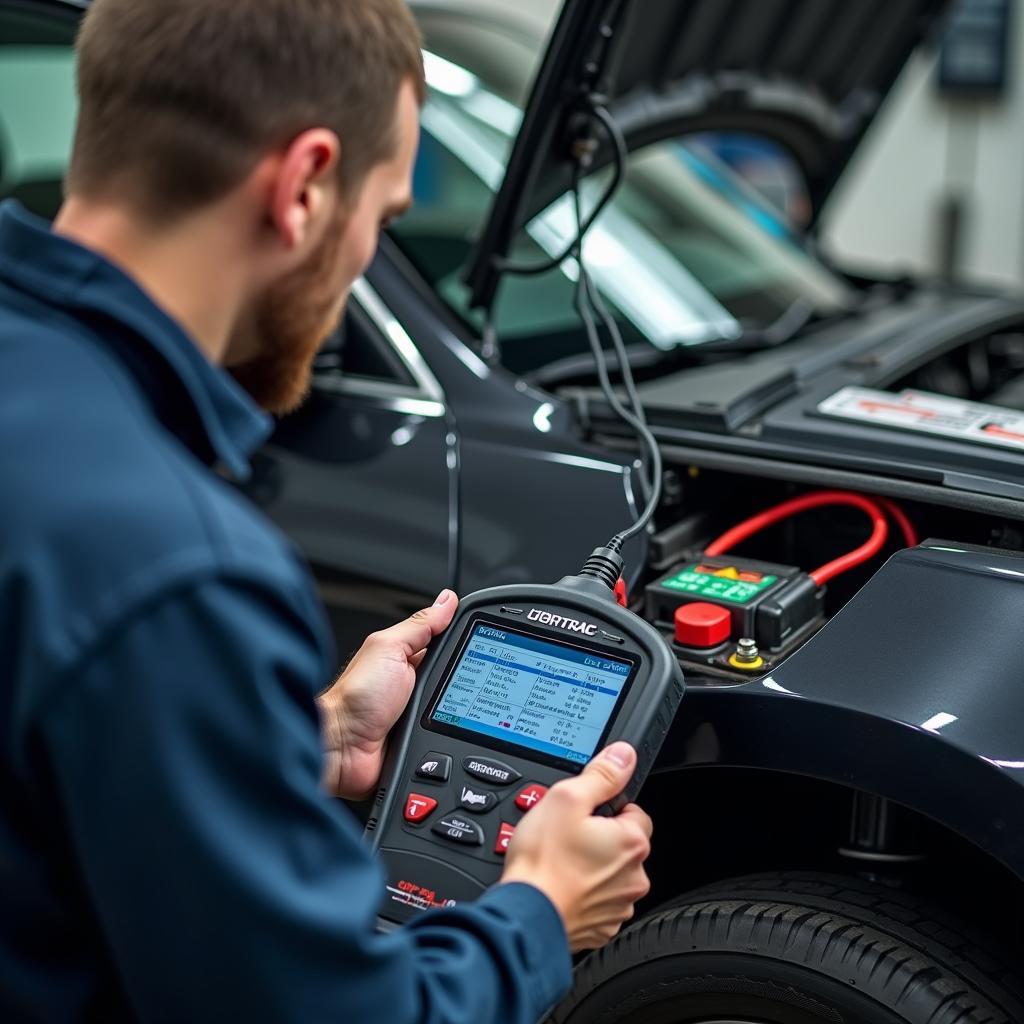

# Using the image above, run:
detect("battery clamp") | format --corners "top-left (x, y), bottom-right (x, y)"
top-left (366, 547), bottom-right (684, 926)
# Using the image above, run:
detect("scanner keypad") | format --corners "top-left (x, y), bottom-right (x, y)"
top-left (407, 749), bottom-right (546, 855)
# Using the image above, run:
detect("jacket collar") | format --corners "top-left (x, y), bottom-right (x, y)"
top-left (0, 201), bottom-right (271, 480)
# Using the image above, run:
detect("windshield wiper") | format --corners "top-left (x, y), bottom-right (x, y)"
top-left (532, 296), bottom-right (876, 391)
top-left (701, 296), bottom-right (875, 356)
top-left (528, 299), bottom-right (863, 390)
top-left (695, 297), bottom-right (821, 355)
top-left (527, 341), bottom-right (685, 390)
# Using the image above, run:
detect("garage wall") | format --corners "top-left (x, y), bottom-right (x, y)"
top-left (821, 12), bottom-right (1024, 290)
top-left (458, 0), bottom-right (1024, 291)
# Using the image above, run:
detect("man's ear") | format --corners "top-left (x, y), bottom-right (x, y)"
top-left (268, 128), bottom-right (342, 252)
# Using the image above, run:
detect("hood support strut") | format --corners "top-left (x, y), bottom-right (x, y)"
top-left (462, 0), bottom-right (631, 314)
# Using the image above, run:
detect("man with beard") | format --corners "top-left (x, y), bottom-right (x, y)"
top-left (0, 2), bottom-right (654, 1023)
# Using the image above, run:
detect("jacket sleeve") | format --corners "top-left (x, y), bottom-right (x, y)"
top-left (40, 576), bottom-right (571, 1023)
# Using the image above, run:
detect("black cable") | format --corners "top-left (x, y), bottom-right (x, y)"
top-left (582, 272), bottom-right (646, 427)
top-left (577, 111), bottom-right (644, 428)
top-left (483, 95), bottom-right (662, 568)
top-left (579, 113), bottom-right (662, 545)
top-left (566, 136), bottom-right (661, 550)
top-left (575, 272), bottom-right (661, 549)
top-left (581, 267), bottom-right (657, 539)
top-left (493, 104), bottom-right (628, 278)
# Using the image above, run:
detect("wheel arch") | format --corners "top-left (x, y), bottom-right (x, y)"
top-left (648, 543), bottom-right (1024, 890)
top-left (642, 688), bottom-right (1024, 919)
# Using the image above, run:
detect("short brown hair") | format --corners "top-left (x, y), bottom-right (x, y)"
top-left (67, 0), bottom-right (425, 219)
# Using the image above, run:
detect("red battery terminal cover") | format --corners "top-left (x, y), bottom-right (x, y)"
top-left (674, 602), bottom-right (731, 648)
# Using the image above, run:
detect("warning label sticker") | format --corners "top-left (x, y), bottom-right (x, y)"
top-left (818, 387), bottom-right (1024, 452)
top-left (386, 879), bottom-right (457, 912)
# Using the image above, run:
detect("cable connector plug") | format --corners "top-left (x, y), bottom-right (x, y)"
top-left (577, 545), bottom-right (625, 591)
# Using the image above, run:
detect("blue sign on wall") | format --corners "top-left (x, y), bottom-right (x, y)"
top-left (938, 0), bottom-right (1012, 96)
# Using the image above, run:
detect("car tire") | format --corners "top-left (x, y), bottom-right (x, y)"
top-left (547, 872), bottom-right (1024, 1024)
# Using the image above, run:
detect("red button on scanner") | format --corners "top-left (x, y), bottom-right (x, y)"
top-left (674, 602), bottom-right (731, 648)
top-left (495, 822), bottom-right (516, 855)
top-left (404, 793), bottom-right (438, 822)
top-left (514, 784), bottom-right (548, 812)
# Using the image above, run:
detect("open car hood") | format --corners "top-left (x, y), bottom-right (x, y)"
top-left (463, 0), bottom-right (951, 311)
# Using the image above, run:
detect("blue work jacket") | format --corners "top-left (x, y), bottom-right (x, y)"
top-left (0, 201), bottom-right (571, 1023)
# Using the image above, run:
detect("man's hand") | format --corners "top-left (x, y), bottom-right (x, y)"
top-left (499, 742), bottom-right (652, 952)
top-left (318, 590), bottom-right (459, 800)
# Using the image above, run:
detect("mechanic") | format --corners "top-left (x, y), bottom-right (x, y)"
top-left (0, 1), bottom-right (654, 1022)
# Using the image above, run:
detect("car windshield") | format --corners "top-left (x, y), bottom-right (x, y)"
top-left (391, 10), bottom-right (854, 376)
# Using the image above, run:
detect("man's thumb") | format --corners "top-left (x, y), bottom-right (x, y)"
top-left (383, 590), bottom-right (459, 656)
top-left (420, 589), bottom-right (458, 631)
top-left (572, 742), bottom-right (636, 807)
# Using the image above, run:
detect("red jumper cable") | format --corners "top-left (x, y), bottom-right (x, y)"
top-left (703, 489), bottom-right (915, 586)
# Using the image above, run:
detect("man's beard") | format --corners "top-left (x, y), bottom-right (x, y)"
top-left (229, 209), bottom-right (348, 416)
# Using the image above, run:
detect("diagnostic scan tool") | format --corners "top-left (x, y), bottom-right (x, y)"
top-left (367, 551), bottom-right (684, 924)
top-left (367, 90), bottom-right (686, 925)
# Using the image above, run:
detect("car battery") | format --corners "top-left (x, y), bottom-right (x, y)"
top-left (644, 554), bottom-right (824, 669)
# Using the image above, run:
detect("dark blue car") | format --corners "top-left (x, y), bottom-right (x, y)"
top-left (6, 0), bottom-right (1024, 1019)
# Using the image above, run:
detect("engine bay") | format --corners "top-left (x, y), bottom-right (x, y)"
top-left (559, 292), bottom-right (1024, 683)
top-left (893, 324), bottom-right (1024, 409)
top-left (632, 465), bottom-right (1021, 685)
top-left (559, 290), bottom-right (1024, 507)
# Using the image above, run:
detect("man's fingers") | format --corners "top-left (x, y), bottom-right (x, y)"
top-left (558, 742), bottom-right (636, 810)
top-left (375, 590), bottom-right (459, 656)
top-left (615, 802), bottom-right (653, 839)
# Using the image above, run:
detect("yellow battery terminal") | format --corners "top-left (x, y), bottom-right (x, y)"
top-left (728, 652), bottom-right (765, 671)
top-left (728, 638), bottom-right (765, 672)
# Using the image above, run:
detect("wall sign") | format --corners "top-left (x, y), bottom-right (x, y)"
top-left (938, 0), bottom-right (1011, 97)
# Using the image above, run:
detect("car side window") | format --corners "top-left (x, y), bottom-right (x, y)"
top-left (313, 299), bottom-right (415, 389)
top-left (391, 116), bottom-right (645, 376)
top-left (0, 6), bottom-right (78, 220)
